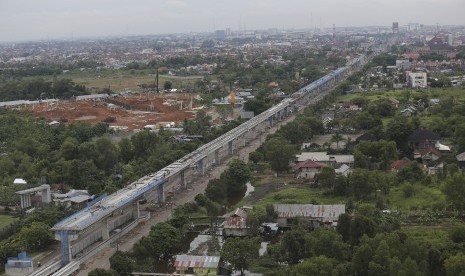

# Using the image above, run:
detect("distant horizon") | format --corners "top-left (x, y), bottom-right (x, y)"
top-left (0, 23), bottom-right (463, 44)
top-left (0, 0), bottom-right (464, 43)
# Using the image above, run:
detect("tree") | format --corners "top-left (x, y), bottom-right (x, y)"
top-left (18, 222), bottom-right (53, 250)
top-left (249, 151), bottom-right (263, 164)
top-left (444, 253), bottom-right (465, 276)
top-left (385, 117), bottom-right (413, 153)
top-left (222, 159), bottom-right (251, 197)
top-left (310, 229), bottom-right (350, 261)
top-left (118, 138), bottom-right (134, 163)
top-left (354, 140), bottom-right (398, 170)
top-left (398, 162), bottom-right (424, 183)
top-left (280, 226), bottom-right (311, 264)
top-left (291, 256), bottom-right (337, 276)
top-left (264, 138), bottom-right (295, 176)
top-left (109, 251), bottom-right (134, 276)
top-left (88, 268), bottom-right (116, 276)
top-left (318, 166), bottom-right (336, 189)
top-left (280, 121), bottom-right (311, 144)
top-left (205, 179), bottom-right (227, 203)
top-left (221, 237), bottom-right (261, 276)
top-left (331, 133), bottom-right (345, 150)
top-left (134, 222), bottom-right (182, 260)
top-left (163, 81), bottom-right (172, 90)
top-left (444, 174), bottom-right (465, 211)
top-left (348, 169), bottom-right (375, 200)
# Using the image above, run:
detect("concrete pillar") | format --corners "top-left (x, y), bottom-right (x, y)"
top-left (103, 221), bottom-right (110, 240)
top-left (215, 150), bottom-right (220, 165)
top-left (228, 141), bottom-right (233, 155)
top-left (59, 230), bottom-right (71, 266)
top-left (197, 159), bottom-right (204, 175)
top-left (269, 116), bottom-right (273, 127)
top-left (180, 170), bottom-right (186, 188)
top-left (157, 183), bottom-right (165, 203)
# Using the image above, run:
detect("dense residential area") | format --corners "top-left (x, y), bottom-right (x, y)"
top-left (1, 16), bottom-right (465, 276)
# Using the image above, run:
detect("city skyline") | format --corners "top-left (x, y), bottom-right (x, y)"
top-left (0, 0), bottom-right (464, 42)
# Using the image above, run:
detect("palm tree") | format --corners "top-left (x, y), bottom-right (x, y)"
top-left (331, 133), bottom-right (345, 150)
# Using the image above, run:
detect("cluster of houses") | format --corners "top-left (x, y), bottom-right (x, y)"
top-left (171, 202), bottom-right (346, 275)
top-left (222, 203), bottom-right (346, 238)
top-left (390, 129), bottom-right (452, 175)
top-left (293, 128), bottom-right (460, 180)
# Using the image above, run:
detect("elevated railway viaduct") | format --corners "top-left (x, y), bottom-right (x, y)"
top-left (35, 54), bottom-right (369, 276)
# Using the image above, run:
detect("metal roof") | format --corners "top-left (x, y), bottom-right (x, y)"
top-left (274, 204), bottom-right (345, 222)
top-left (174, 255), bottom-right (220, 269)
top-left (296, 152), bottom-right (354, 164)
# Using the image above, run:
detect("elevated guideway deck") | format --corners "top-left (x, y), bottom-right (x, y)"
top-left (48, 53), bottom-right (369, 275)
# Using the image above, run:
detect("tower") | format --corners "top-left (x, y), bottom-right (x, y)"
top-left (393, 22), bottom-right (399, 33)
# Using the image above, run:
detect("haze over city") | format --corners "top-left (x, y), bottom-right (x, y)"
top-left (0, 0), bottom-right (464, 42)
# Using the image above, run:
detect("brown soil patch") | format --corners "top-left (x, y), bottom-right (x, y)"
top-left (27, 93), bottom-right (198, 131)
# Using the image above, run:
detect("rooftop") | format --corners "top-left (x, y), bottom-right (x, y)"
top-left (174, 255), bottom-right (220, 269)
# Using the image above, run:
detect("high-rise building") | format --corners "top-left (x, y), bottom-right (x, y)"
top-left (393, 22), bottom-right (399, 33)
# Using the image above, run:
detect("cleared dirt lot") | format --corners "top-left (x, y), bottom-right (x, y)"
top-left (27, 93), bottom-right (198, 131)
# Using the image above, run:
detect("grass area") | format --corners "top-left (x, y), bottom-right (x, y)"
top-left (255, 187), bottom-right (347, 208)
top-left (388, 184), bottom-right (446, 211)
top-left (0, 214), bottom-right (17, 230)
top-left (23, 69), bottom-right (204, 91)
top-left (401, 225), bottom-right (450, 244)
top-left (73, 73), bottom-right (203, 91)
top-left (338, 87), bottom-right (465, 103)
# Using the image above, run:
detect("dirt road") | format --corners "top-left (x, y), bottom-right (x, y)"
top-left (77, 114), bottom-right (295, 275)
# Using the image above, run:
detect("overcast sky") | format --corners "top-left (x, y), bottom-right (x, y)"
top-left (0, 0), bottom-right (464, 42)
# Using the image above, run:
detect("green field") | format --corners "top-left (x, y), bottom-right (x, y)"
top-left (338, 87), bottom-right (465, 103)
top-left (0, 214), bottom-right (17, 230)
top-left (388, 184), bottom-right (446, 211)
top-left (24, 69), bottom-right (204, 91)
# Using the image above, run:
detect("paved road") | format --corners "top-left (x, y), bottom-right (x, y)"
top-left (77, 115), bottom-right (294, 274)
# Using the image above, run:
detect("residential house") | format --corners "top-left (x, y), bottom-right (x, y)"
top-left (273, 204), bottom-right (345, 228)
top-left (426, 159), bottom-right (444, 175)
top-left (400, 105), bottom-right (418, 117)
top-left (335, 164), bottom-right (352, 176)
top-left (456, 152), bottom-right (465, 169)
top-left (408, 129), bottom-right (441, 149)
top-left (173, 255), bottom-right (221, 276)
top-left (223, 208), bottom-right (249, 237)
top-left (356, 133), bottom-right (377, 143)
top-left (435, 141), bottom-right (451, 154)
top-left (414, 147), bottom-right (442, 164)
top-left (292, 160), bottom-right (327, 179)
top-left (296, 152), bottom-right (355, 168)
top-left (53, 189), bottom-right (91, 208)
top-left (390, 157), bottom-right (412, 172)
top-left (407, 72), bottom-right (427, 88)
top-left (389, 98), bottom-right (400, 108)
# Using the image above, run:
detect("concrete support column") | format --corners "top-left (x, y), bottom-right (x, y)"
top-left (269, 116), bottom-right (273, 127)
top-left (59, 230), bottom-right (71, 266)
top-left (103, 221), bottom-right (110, 240)
top-left (180, 170), bottom-right (186, 189)
top-left (228, 141), bottom-right (233, 155)
top-left (197, 159), bottom-right (204, 175)
top-left (157, 183), bottom-right (164, 203)
top-left (215, 150), bottom-right (220, 165)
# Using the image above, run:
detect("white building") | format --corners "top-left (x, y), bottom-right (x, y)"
top-left (407, 72), bottom-right (427, 88)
